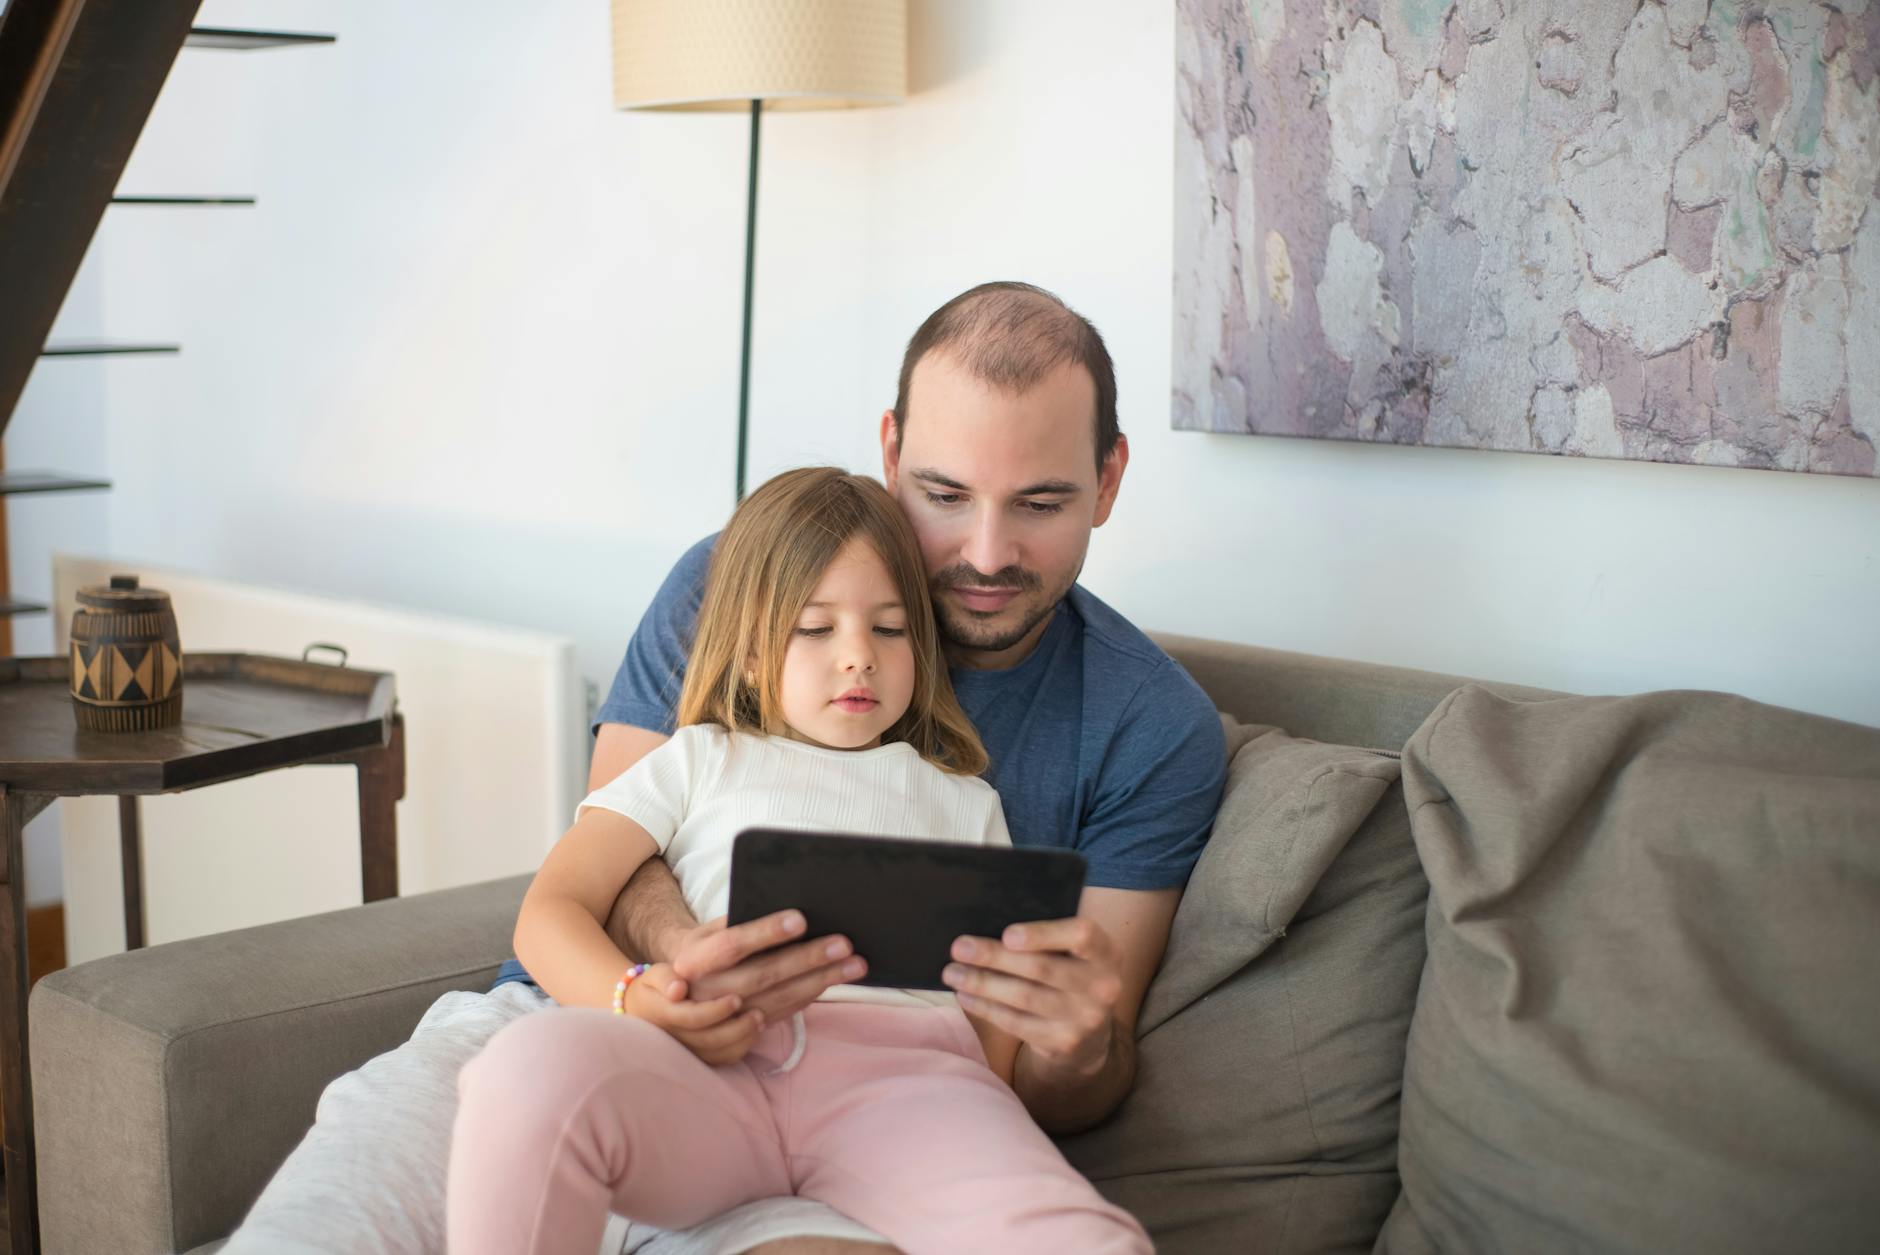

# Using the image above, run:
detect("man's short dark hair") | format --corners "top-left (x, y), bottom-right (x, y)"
top-left (891, 281), bottom-right (1121, 471)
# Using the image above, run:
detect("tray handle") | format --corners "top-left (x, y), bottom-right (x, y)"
top-left (303, 642), bottom-right (351, 667)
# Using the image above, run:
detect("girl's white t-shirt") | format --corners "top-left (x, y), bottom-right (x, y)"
top-left (579, 723), bottom-right (1012, 1010)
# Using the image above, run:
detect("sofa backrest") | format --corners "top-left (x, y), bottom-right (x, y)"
top-left (1151, 632), bottom-right (1561, 749)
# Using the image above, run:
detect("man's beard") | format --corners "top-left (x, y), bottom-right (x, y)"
top-left (930, 563), bottom-right (1071, 655)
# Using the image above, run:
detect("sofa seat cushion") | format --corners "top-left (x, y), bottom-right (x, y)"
top-left (1059, 719), bottom-right (1429, 1253)
top-left (1381, 687), bottom-right (1880, 1254)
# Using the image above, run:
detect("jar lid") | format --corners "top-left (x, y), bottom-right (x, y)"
top-left (76, 573), bottom-right (173, 613)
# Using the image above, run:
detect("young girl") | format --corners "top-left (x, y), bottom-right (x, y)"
top-left (447, 468), bottom-right (1150, 1255)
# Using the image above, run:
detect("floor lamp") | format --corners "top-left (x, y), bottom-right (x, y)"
top-left (610, 0), bottom-right (908, 502)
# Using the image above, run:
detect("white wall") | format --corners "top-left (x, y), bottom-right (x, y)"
top-left (10, 263), bottom-right (112, 904)
top-left (8, 0), bottom-right (1878, 900)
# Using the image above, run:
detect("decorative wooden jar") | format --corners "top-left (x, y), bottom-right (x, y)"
top-left (69, 574), bottom-right (184, 731)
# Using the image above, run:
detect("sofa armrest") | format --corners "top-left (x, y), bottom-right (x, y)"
top-left (30, 873), bottom-right (530, 1255)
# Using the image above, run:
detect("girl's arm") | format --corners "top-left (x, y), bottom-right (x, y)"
top-left (513, 806), bottom-right (666, 1009)
top-left (515, 806), bottom-right (765, 1062)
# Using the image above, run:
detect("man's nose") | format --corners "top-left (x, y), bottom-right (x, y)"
top-left (960, 507), bottom-right (1019, 577)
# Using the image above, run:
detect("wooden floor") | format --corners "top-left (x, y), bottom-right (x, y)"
top-left (2, 904), bottom-right (69, 1255)
top-left (25, 903), bottom-right (65, 989)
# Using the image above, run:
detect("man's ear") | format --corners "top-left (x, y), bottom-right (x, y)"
top-left (1091, 434), bottom-right (1129, 528)
top-left (879, 410), bottom-right (901, 490)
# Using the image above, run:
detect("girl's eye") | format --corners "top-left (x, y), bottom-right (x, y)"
top-left (924, 491), bottom-right (963, 507)
top-left (794, 626), bottom-right (832, 638)
top-left (874, 626), bottom-right (907, 638)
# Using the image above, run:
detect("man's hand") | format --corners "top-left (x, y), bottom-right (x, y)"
top-left (941, 886), bottom-right (1181, 1136)
top-left (672, 911), bottom-right (868, 1025)
top-left (622, 963), bottom-right (765, 1066)
top-left (941, 916), bottom-right (1125, 1079)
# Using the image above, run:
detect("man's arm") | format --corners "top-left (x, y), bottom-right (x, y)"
top-left (1014, 886), bottom-right (1178, 1132)
top-left (607, 858), bottom-right (699, 963)
top-left (946, 885), bottom-right (1179, 1134)
top-left (955, 655), bottom-right (1225, 1131)
top-left (587, 722), bottom-right (669, 793)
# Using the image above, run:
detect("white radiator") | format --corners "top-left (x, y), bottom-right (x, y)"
top-left (52, 554), bottom-right (584, 966)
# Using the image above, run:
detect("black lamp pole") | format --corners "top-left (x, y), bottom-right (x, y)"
top-left (735, 98), bottom-right (761, 503)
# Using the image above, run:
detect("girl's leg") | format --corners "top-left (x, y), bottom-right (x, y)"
top-left (449, 1007), bottom-right (793, 1255)
top-left (775, 1005), bottom-right (1151, 1255)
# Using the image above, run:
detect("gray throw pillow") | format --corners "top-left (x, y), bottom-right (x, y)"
top-left (1380, 687), bottom-right (1880, 1255)
top-left (1059, 719), bottom-right (1428, 1254)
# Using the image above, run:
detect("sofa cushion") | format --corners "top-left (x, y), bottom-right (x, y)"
top-left (1380, 687), bottom-right (1880, 1254)
top-left (1059, 718), bottom-right (1428, 1253)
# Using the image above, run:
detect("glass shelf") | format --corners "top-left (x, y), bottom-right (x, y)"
top-left (39, 342), bottom-right (180, 357)
top-left (0, 599), bottom-right (50, 619)
top-left (185, 28), bottom-right (337, 51)
top-left (0, 472), bottom-right (112, 496)
top-left (110, 195), bottom-right (256, 206)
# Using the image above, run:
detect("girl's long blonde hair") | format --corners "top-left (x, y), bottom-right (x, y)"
top-left (676, 467), bottom-right (988, 777)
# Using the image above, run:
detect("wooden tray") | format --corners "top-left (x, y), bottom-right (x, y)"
top-left (0, 652), bottom-right (395, 794)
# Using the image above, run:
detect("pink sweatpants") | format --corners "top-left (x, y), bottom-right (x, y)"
top-left (447, 1001), bottom-right (1151, 1255)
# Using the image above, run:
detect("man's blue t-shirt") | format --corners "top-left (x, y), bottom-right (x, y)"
top-left (493, 535), bottom-right (1225, 988)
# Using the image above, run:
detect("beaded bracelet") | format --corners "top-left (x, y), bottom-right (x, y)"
top-left (612, 963), bottom-right (651, 1015)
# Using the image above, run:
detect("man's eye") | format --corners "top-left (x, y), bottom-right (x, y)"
top-left (924, 491), bottom-right (963, 507)
top-left (794, 626), bottom-right (832, 638)
top-left (1020, 500), bottom-right (1066, 515)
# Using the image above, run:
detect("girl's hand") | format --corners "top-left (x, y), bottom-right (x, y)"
top-left (623, 963), bottom-right (767, 1066)
top-left (672, 913), bottom-right (864, 1024)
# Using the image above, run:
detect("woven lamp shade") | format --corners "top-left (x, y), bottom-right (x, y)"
top-left (611, 0), bottom-right (907, 111)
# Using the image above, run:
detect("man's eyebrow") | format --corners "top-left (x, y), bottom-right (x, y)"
top-left (909, 468), bottom-right (1081, 496)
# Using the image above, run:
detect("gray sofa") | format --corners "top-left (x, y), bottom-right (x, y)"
top-left (31, 634), bottom-right (1880, 1253)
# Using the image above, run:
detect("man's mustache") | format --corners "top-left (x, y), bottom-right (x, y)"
top-left (932, 564), bottom-right (1043, 593)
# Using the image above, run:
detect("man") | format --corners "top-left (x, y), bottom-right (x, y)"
top-left (561, 281), bottom-right (1226, 1253)
top-left (227, 282), bottom-right (1223, 1255)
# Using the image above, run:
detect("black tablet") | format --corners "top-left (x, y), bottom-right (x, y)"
top-left (727, 828), bottom-right (1087, 991)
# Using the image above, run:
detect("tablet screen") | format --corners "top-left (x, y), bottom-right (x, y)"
top-left (728, 828), bottom-right (1087, 991)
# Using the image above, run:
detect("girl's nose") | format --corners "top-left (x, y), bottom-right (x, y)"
top-left (842, 632), bottom-right (876, 673)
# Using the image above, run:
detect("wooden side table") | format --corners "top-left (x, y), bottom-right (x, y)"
top-left (0, 652), bottom-right (402, 1255)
